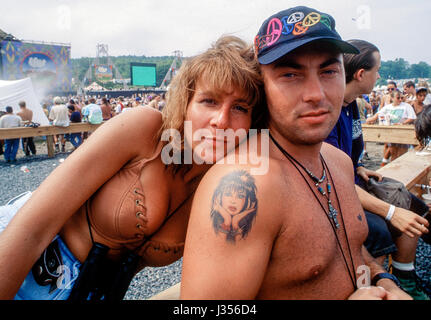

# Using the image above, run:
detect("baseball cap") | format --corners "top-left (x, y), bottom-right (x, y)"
top-left (255, 6), bottom-right (360, 65)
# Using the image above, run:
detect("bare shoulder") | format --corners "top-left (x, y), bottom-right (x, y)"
top-left (191, 161), bottom-right (285, 243)
top-left (321, 142), bottom-right (354, 170)
top-left (88, 106), bottom-right (163, 160)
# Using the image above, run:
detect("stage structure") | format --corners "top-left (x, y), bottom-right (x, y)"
top-left (159, 50), bottom-right (183, 89)
top-left (0, 28), bottom-right (72, 93)
top-left (78, 44), bottom-right (127, 94)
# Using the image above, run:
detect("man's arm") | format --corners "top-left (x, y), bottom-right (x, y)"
top-left (361, 246), bottom-right (412, 300)
top-left (181, 167), bottom-right (280, 299)
top-left (355, 185), bottom-right (429, 237)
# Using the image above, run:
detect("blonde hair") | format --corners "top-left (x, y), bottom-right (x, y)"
top-left (157, 35), bottom-right (265, 174)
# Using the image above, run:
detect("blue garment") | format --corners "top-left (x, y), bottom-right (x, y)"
top-left (70, 133), bottom-right (82, 148)
top-left (4, 139), bottom-right (20, 161)
top-left (14, 236), bottom-right (81, 300)
top-left (325, 100), bottom-right (364, 184)
top-left (325, 101), bottom-right (396, 258)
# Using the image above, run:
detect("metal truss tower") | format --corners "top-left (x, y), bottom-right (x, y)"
top-left (160, 50), bottom-right (183, 89)
top-left (78, 43), bottom-right (128, 94)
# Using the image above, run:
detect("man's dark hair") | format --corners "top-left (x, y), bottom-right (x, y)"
top-left (18, 101), bottom-right (26, 107)
top-left (404, 81), bottom-right (415, 89)
top-left (415, 105), bottom-right (431, 147)
top-left (387, 81), bottom-right (397, 88)
top-left (5, 106), bottom-right (13, 113)
top-left (67, 105), bottom-right (75, 112)
top-left (343, 39), bottom-right (380, 84)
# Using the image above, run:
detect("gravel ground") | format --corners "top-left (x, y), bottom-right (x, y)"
top-left (1, 139), bottom-right (430, 299)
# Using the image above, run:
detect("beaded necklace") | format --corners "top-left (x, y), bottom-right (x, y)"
top-left (269, 132), bottom-right (357, 289)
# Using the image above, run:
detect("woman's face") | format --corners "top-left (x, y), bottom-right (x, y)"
top-left (185, 78), bottom-right (253, 164)
top-left (221, 189), bottom-right (246, 215)
top-left (393, 94), bottom-right (403, 106)
top-left (417, 91), bottom-right (427, 103)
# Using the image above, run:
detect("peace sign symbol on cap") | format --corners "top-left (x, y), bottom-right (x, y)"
top-left (286, 12), bottom-right (304, 24)
top-left (302, 12), bottom-right (321, 27)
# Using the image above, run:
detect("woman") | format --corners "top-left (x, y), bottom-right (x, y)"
top-left (411, 87), bottom-right (428, 115)
top-left (0, 35), bottom-right (264, 300)
top-left (366, 91), bottom-right (417, 161)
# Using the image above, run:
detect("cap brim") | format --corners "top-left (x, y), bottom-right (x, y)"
top-left (258, 37), bottom-right (360, 65)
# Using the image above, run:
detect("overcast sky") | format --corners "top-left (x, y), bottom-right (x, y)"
top-left (2, 0), bottom-right (430, 64)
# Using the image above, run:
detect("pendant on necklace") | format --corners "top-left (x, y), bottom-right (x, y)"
top-left (328, 201), bottom-right (340, 229)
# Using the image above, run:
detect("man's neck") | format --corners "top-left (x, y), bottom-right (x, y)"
top-left (343, 83), bottom-right (361, 106)
top-left (269, 129), bottom-right (323, 174)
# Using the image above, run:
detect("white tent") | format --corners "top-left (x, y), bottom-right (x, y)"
top-left (0, 78), bottom-right (49, 126)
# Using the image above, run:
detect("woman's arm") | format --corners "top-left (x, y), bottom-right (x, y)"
top-left (0, 107), bottom-right (162, 299)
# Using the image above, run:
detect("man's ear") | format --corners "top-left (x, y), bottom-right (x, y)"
top-left (354, 69), bottom-right (365, 82)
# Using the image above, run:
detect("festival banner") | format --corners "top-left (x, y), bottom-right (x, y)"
top-left (0, 40), bottom-right (72, 92)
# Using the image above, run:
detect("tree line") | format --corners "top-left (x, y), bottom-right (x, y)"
top-left (377, 58), bottom-right (431, 86)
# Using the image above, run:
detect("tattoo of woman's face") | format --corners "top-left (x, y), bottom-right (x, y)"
top-left (210, 170), bottom-right (258, 243)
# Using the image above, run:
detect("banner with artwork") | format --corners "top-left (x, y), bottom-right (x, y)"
top-left (94, 64), bottom-right (113, 80)
top-left (0, 40), bottom-right (72, 92)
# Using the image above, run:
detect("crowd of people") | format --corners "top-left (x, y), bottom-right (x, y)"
top-left (0, 5), bottom-right (431, 302)
top-left (355, 80), bottom-right (431, 165)
top-left (0, 93), bottom-right (167, 160)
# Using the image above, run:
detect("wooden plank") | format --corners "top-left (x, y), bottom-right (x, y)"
top-left (377, 150), bottom-right (431, 190)
top-left (0, 122), bottom-right (104, 140)
top-left (362, 124), bottom-right (418, 145)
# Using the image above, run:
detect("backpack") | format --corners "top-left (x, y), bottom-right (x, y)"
top-left (88, 107), bottom-right (103, 124)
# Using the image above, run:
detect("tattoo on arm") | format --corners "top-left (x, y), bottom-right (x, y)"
top-left (210, 170), bottom-right (258, 243)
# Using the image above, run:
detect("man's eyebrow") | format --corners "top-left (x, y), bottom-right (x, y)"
top-left (273, 59), bottom-right (303, 70)
top-left (273, 57), bottom-right (342, 70)
top-left (320, 57), bottom-right (342, 69)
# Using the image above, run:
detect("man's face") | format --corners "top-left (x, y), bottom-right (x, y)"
top-left (387, 83), bottom-right (396, 93)
top-left (361, 51), bottom-right (381, 94)
top-left (403, 85), bottom-right (415, 95)
top-left (261, 45), bottom-right (345, 146)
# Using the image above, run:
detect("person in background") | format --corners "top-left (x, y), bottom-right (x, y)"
top-left (411, 87), bottom-right (428, 115)
top-left (366, 91), bottom-right (416, 161)
top-left (67, 105), bottom-right (82, 150)
top-left (100, 97), bottom-right (113, 121)
top-left (403, 81), bottom-right (416, 104)
top-left (17, 101), bottom-right (36, 157)
top-left (0, 106), bottom-right (22, 163)
top-left (326, 39), bottom-right (429, 300)
top-left (49, 97), bottom-right (70, 153)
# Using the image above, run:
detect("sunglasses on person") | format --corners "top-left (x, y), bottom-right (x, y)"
top-left (395, 96), bottom-right (402, 100)
top-left (388, 88), bottom-right (395, 91)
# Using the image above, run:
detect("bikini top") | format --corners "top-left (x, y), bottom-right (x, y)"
top-left (85, 142), bottom-right (186, 267)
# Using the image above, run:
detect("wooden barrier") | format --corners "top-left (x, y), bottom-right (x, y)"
top-left (0, 122), bottom-right (104, 157)
top-left (362, 124), bottom-right (418, 145)
top-left (377, 150), bottom-right (431, 196)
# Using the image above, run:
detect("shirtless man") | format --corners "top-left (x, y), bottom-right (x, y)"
top-left (181, 6), bottom-right (411, 300)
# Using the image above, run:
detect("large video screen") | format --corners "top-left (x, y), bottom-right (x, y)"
top-left (130, 63), bottom-right (156, 86)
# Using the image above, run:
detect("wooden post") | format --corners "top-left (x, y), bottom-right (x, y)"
top-left (46, 136), bottom-right (55, 158)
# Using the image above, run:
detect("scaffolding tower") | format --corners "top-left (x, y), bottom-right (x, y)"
top-left (159, 50), bottom-right (183, 89)
top-left (78, 43), bottom-right (128, 94)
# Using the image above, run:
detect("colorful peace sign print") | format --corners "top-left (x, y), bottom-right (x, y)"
top-left (266, 18), bottom-right (283, 46)
top-left (302, 12), bottom-right (321, 28)
top-left (292, 21), bottom-right (309, 35)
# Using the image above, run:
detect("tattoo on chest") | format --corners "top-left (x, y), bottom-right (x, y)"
top-left (210, 170), bottom-right (258, 244)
